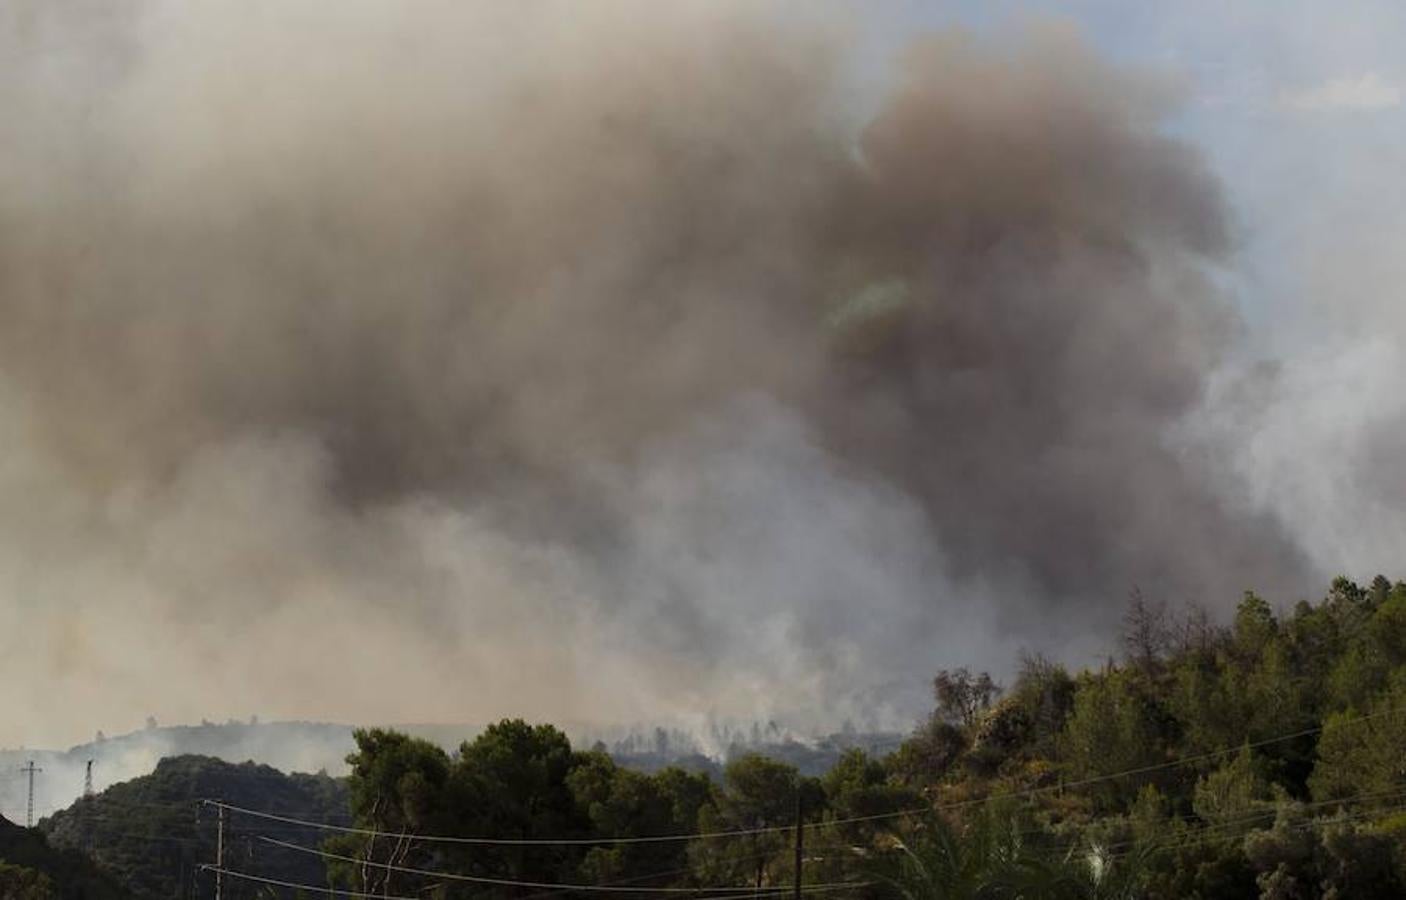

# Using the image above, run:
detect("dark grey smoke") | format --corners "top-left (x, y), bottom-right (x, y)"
top-left (0, 2), bottom-right (1315, 747)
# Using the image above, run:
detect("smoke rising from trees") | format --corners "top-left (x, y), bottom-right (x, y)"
top-left (0, 1), bottom-right (1369, 747)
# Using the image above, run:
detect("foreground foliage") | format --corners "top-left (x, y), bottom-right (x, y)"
top-left (0, 814), bottom-right (131, 899)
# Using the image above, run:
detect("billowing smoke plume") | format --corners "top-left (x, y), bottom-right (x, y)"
top-left (1, 1), bottom-right (1321, 749)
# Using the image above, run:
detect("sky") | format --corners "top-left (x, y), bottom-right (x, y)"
top-left (1, 1), bottom-right (1403, 752)
top-left (887, 0), bottom-right (1406, 573)
top-left (883, 1), bottom-right (1406, 335)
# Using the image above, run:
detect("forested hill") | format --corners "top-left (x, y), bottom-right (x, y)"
top-left (0, 813), bottom-right (131, 899)
top-left (0, 720), bottom-right (357, 820)
top-left (31, 575), bottom-right (1406, 899)
top-left (2, 719), bottom-right (901, 820)
top-left (41, 756), bottom-right (348, 899)
top-left (239, 574), bottom-right (1406, 899)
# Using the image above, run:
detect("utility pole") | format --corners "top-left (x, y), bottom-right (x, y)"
top-left (215, 802), bottom-right (225, 900)
top-left (19, 761), bottom-right (41, 828)
top-left (793, 788), bottom-right (803, 900)
top-left (84, 760), bottom-right (95, 798)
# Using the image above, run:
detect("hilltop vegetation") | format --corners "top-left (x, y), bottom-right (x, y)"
top-left (1, 717), bottom-right (899, 822)
top-left (27, 575), bottom-right (1406, 900)
top-left (0, 720), bottom-right (358, 818)
top-left (40, 756), bottom-right (347, 899)
top-left (318, 576), bottom-right (1406, 899)
top-left (0, 813), bottom-right (130, 899)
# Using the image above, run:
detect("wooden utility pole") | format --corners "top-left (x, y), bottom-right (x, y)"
top-left (19, 761), bottom-right (41, 828)
top-left (215, 802), bottom-right (225, 900)
top-left (793, 789), bottom-right (803, 900)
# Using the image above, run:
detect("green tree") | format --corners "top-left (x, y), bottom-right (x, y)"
top-left (1244, 808), bottom-right (1406, 900)
top-left (1192, 746), bottom-right (1272, 827)
top-left (444, 719), bottom-right (593, 884)
top-left (345, 728), bottom-right (453, 832)
top-left (1008, 653), bottom-right (1077, 758)
top-left (1059, 670), bottom-right (1170, 809)
top-left (1309, 674), bottom-right (1406, 804)
top-left (1317, 823), bottom-right (1405, 899)
top-left (876, 811), bottom-right (1050, 900)
top-left (892, 718), bottom-right (967, 788)
top-left (821, 749), bottom-right (918, 842)
top-left (0, 864), bottom-right (57, 900)
top-left (1325, 642), bottom-right (1389, 713)
top-left (336, 728), bottom-right (453, 895)
top-left (1241, 638), bottom-right (1316, 790)
top-left (1168, 652), bottom-right (1242, 756)
top-left (1234, 592), bottom-right (1279, 662)
top-left (1367, 580), bottom-right (1406, 667)
top-left (566, 753), bottom-right (706, 885)
top-left (652, 766), bottom-right (715, 834)
top-left (691, 754), bottom-right (803, 892)
top-left (875, 807), bottom-right (1143, 900)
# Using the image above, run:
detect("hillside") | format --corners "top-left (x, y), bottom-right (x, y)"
top-left (0, 813), bottom-right (131, 899)
top-left (2, 719), bottom-right (901, 821)
top-left (259, 575), bottom-right (1406, 900)
top-left (0, 721), bottom-right (356, 821)
top-left (20, 575), bottom-right (1406, 899)
top-left (41, 756), bottom-right (348, 899)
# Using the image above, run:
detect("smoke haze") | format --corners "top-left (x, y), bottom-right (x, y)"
top-left (1, 1), bottom-right (1381, 751)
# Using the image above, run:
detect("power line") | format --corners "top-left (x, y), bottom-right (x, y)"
top-left (1105, 795), bottom-right (1406, 861)
top-left (110, 798), bottom-right (1406, 900)
top-left (1037, 786), bottom-right (1406, 864)
top-left (77, 796), bottom-right (1406, 900)
top-left (168, 794), bottom-right (1406, 900)
top-left (260, 836), bottom-right (867, 895)
top-left (203, 866), bottom-right (868, 900)
top-left (62, 830), bottom-right (203, 846)
top-left (980, 782), bottom-right (1406, 864)
top-left (979, 781), bottom-right (1406, 853)
top-left (199, 866), bottom-right (430, 900)
top-left (1111, 784), bottom-right (1406, 852)
top-left (514, 846), bottom-right (864, 900)
top-left (70, 792), bottom-right (1406, 897)
top-left (204, 798), bottom-right (825, 845)
top-left (201, 703), bottom-right (1404, 848)
top-left (910, 704), bottom-right (1406, 822)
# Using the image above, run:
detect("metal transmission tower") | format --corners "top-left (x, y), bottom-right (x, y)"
top-left (84, 760), bottom-right (95, 798)
top-left (19, 761), bottom-right (41, 827)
